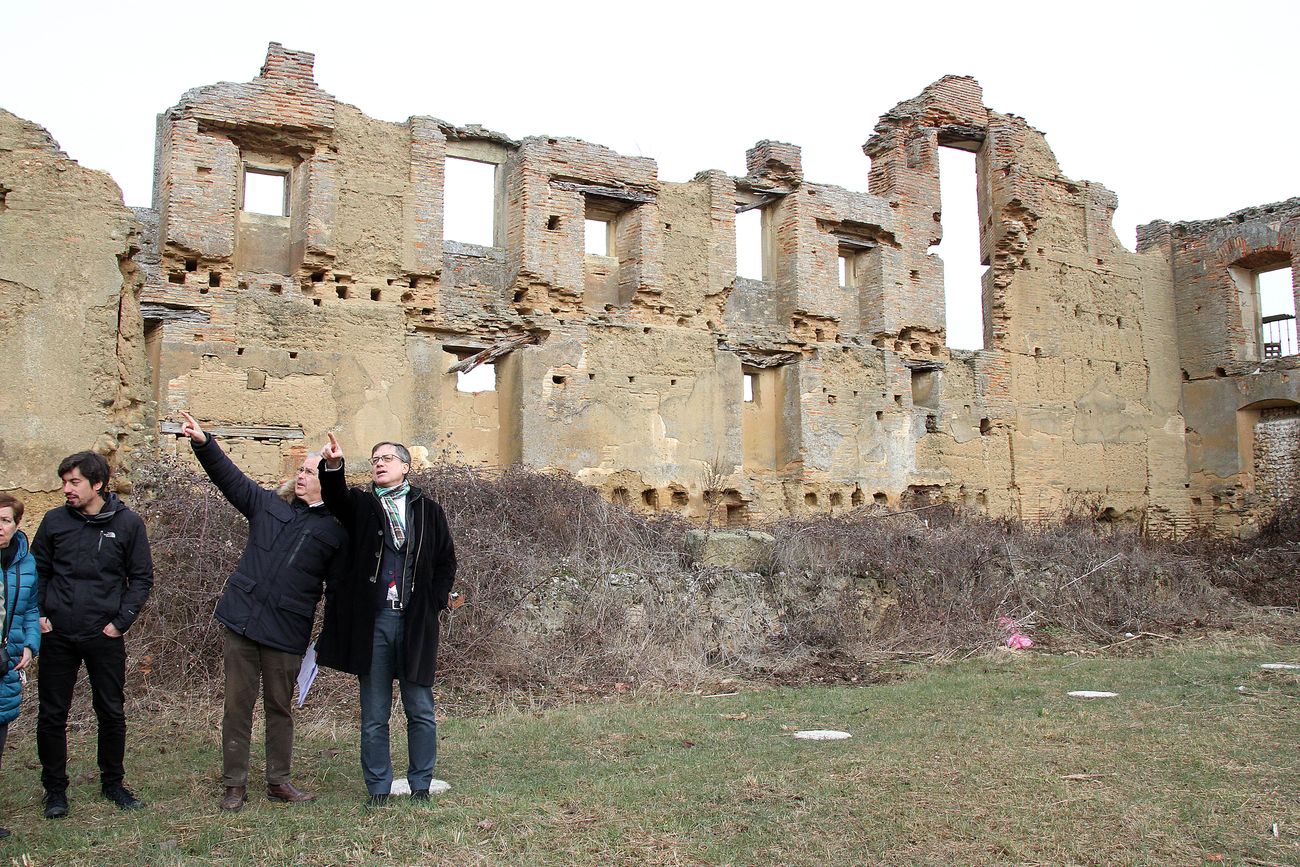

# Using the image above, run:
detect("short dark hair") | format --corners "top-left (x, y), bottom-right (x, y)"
top-left (370, 442), bottom-right (411, 465)
top-left (0, 492), bottom-right (24, 524)
top-left (57, 451), bottom-right (110, 494)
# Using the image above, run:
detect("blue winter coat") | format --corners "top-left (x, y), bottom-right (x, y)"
top-left (0, 530), bottom-right (40, 724)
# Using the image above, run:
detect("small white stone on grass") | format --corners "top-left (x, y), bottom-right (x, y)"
top-left (390, 777), bottom-right (452, 795)
top-left (792, 730), bottom-right (852, 741)
top-left (1067, 690), bottom-right (1118, 699)
top-left (1259, 663), bottom-right (1300, 671)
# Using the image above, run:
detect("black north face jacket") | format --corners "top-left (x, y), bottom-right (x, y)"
top-left (33, 492), bottom-right (153, 641)
top-left (194, 437), bottom-right (348, 655)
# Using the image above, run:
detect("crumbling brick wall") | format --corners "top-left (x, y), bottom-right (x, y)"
top-left (1139, 198), bottom-right (1300, 535)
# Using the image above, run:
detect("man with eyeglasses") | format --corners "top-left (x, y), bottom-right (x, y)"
top-left (177, 412), bottom-right (348, 811)
top-left (315, 433), bottom-right (456, 807)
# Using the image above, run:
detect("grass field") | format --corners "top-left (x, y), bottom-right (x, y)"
top-left (0, 636), bottom-right (1296, 866)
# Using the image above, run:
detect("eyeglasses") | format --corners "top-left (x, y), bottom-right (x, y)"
top-left (370, 454), bottom-right (405, 466)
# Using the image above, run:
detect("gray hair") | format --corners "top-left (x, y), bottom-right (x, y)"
top-left (370, 442), bottom-right (411, 464)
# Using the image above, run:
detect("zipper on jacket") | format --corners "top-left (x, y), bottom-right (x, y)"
top-left (285, 531), bottom-right (307, 569)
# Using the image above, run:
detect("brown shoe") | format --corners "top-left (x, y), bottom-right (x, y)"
top-left (220, 786), bottom-right (247, 811)
top-left (266, 782), bottom-right (316, 803)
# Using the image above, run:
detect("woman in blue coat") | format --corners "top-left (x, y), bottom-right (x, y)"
top-left (0, 493), bottom-right (40, 839)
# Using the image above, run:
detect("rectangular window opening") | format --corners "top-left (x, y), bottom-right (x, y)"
top-left (585, 217), bottom-right (614, 256)
top-left (444, 157), bottom-right (498, 246)
top-left (242, 168), bottom-right (288, 217)
top-left (838, 253), bottom-right (852, 288)
top-left (735, 206), bottom-right (765, 280)
top-left (937, 147), bottom-right (986, 350)
top-left (1259, 266), bottom-right (1297, 359)
top-left (743, 372), bottom-right (755, 403)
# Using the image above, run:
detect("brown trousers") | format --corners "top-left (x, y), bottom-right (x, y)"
top-left (222, 628), bottom-right (301, 787)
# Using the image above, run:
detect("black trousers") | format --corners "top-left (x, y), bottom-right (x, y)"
top-left (36, 631), bottom-right (127, 793)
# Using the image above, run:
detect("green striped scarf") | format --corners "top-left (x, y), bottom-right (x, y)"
top-left (374, 481), bottom-right (410, 549)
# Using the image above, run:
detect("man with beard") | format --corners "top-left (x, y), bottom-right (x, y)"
top-left (32, 451), bottom-right (153, 819)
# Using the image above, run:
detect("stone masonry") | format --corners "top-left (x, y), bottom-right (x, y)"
top-left (2, 44), bottom-right (1297, 537)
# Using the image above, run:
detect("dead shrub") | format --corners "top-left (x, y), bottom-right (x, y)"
top-left (770, 506), bottom-right (1237, 651)
top-left (123, 456), bottom-right (1291, 697)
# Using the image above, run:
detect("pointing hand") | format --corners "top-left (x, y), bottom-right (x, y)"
top-left (322, 431), bottom-right (344, 469)
top-left (179, 411), bottom-right (208, 445)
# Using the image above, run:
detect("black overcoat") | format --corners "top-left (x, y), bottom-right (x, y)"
top-left (315, 461), bottom-right (456, 687)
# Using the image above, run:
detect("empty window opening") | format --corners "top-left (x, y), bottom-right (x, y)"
top-left (552, 375), bottom-right (567, 385)
top-left (336, 286), bottom-right (349, 300)
top-left (612, 487), bottom-right (630, 506)
top-left (370, 288), bottom-right (382, 302)
top-left (242, 168), bottom-right (288, 217)
top-left (1259, 266), bottom-right (1297, 358)
top-left (735, 206), bottom-right (766, 280)
top-left (804, 492), bottom-right (818, 507)
top-left (670, 490), bottom-right (689, 506)
top-left (830, 491), bottom-right (843, 507)
top-left (288, 351), bottom-right (298, 359)
top-left (185, 259), bottom-right (198, 272)
top-left (269, 284), bottom-right (283, 295)
top-left (585, 217), bottom-right (613, 256)
top-left (546, 215), bottom-right (561, 231)
top-left (937, 147), bottom-right (986, 350)
top-left (642, 488), bottom-right (659, 509)
top-left (443, 157), bottom-right (497, 246)
top-left (838, 254), bottom-right (852, 288)
top-left (980, 417), bottom-right (992, 435)
top-left (208, 272), bottom-right (220, 288)
top-left (851, 488), bottom-right (864, 507)
top-left (873, 492), bottom-right (888, 505)
top-left (743, 373), bottom-right (755, 402)
top-left (457, 363), bottom-right (496, 393)
top-left (168, 272), bottom-right (184, 284)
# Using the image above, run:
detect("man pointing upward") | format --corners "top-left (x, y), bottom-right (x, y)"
top-left (314, 433), bottom-right (457, 807)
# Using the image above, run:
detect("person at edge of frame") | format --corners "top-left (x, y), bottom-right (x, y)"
top-left (0, 492), bottom-right (41, 838)
top-left (178, 411), bottom-right (350, 812)
top-left (314, 433), bottom-right (456, 808)
top-left (31, 451), bottom-right (153, 819)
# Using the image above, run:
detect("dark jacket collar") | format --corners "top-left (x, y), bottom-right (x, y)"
top-left (64, 491), bottom-right (125, 525)
top-left (0, 530), bottom-right (27, 570)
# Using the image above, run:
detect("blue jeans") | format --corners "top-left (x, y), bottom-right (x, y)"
top-left (359, 609), bottom-right (437, 795)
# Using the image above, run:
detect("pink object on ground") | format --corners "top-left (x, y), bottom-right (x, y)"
top-left (1006, 633), bottom-right (1034, 650)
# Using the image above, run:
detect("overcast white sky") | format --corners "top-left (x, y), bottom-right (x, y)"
top-left (2, 1), bottom-right (1297, 348)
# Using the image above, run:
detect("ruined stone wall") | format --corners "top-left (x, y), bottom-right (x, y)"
top-left (12, 43), bottom-right (1298, 536)
top-left (1138, 199), bottom-right (1300, 536)
top-left (0, 109), bottom-right (148, 527)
